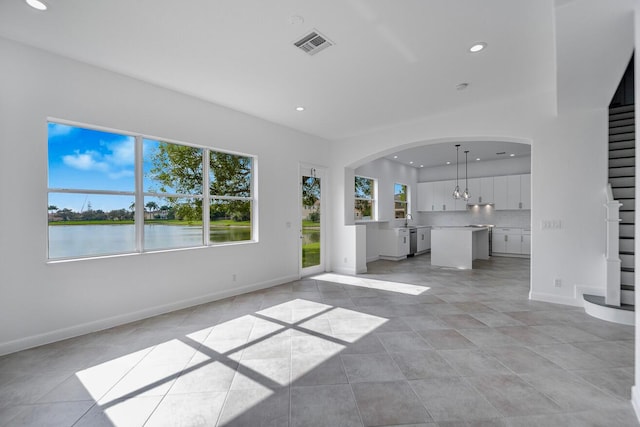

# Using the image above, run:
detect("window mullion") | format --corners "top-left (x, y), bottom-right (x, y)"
top-left (203, 149), bottom-right (210, 246)
top-left (134, 136), bottom-right (144, 252)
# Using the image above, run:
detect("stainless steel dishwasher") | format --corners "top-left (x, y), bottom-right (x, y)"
top-left (408, 228), bottom-right (418, 257)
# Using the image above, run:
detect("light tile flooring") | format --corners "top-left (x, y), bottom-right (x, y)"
top-left (1, 255), bottom-right (638, 426)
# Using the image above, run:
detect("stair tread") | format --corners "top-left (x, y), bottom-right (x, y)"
top-left (583, 294), bottom-right (634, 311)
top-left (621, 284), bottom-right (635, 291)
top-left (619, 251), bottom-right (635, 255)
top-left (622, 267), bottom-right (635, 272)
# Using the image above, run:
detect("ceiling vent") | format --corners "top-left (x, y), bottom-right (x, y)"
top-left (294, 30), bottom-right (334, 56)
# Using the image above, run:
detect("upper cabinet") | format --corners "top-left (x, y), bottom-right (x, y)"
top-left (417, 174), bottom-right (530, 211)
top-left (479, 177), bottom-right (494, 204)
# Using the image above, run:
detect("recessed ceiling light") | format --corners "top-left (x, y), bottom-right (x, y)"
top-left (469, 42), bottom-right (487, 53)
top-left (446, 161), bottom-right (451, 165)
top-left (420, 165), bottom-right (424, 168)
top-left (295, 106), bottom-right (305, 111)
top-left (26, 0), bottom-right (47, 10)
top-left (393, 155), bottom-right (398, 159)
top-left (476, 158), bottom-right (481, 161)
top-left (510, 153), bottom-right (515, 157)
top-left (409, 161), bottom-right (414, 165)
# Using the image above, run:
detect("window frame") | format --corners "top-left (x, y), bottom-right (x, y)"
top-left (354, 175), bottom-right (377, 221)
top-left (394, 182), bottom-right (409, 219)
top-left (47, 118), bottom-right (257, 261)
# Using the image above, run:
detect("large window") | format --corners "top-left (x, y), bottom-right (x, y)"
top-left (47, 121), bottom-right (255, 260)
top-left (354, 176), bottom-right (376, 221)
top-left (394, 183), bottom-right (409, 219)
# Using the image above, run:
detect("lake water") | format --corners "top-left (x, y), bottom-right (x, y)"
top-left (49, 224), bottom-right (316, 259)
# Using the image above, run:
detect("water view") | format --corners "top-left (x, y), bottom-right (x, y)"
top-left (48, 224), bottom-right (253, 259)
top-left (49, 224), bottom-right (316, 259)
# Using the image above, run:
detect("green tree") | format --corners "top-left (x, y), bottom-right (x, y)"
top-left (302, 176), bottom-right (320, 208)
top-left (145, 201), bottom-right (159, 212)
top-left (48, 205), bottom-right (58, 214)
top-left (148, 143), bottom-right (252, 222)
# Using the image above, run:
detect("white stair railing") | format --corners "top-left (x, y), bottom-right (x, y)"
top-left (605, 183), bottom-right (622, 306)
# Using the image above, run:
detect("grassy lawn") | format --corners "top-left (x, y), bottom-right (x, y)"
top-left (302, 242), bottom-right (320, 268)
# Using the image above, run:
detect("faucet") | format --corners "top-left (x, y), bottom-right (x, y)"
top-left (405, 213), bottom-right (413, 228)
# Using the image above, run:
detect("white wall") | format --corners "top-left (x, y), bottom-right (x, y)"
top-left (354, 158), bottom-right (419, 224)
top-left (328, 85), bottom-right (609, 304)
top-left (354, 158), bottom-right (419, 262)
top-left (0, 38), bottom-right (331, 355)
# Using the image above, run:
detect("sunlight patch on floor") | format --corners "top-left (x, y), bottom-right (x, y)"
top-left (312, 273), bottom-right (430, 295)
top-left (75, 297), bottom-right (390, 425)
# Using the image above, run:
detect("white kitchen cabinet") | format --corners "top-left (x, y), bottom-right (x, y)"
top-left (417, 227), bottom-right (431, 253)
top-left (417, 182), bottom-right (433, 212)
top-left (522, 230), bottom-right (531, 254)
top-left (493, 227), bottom-right (529, 256)
top-left (493, 174), bottom-right (530, 210)
top-left (507, 175), bottom-right (521, 209)
top-left (493, 176), bottom-right (508, 209)
top-left (505, 228), bottom-right (522, 253)
top-left (466, 178), bottom-right (481, 205)
top-left (379, 228), bottom-right (410, 260)
top-left (432, 181), bottom-right (444, 211)
top-left (416, 174), bottom-right (529, 212)
top-left (520, 174), bottom-right (531, 209)
top-left (479, 177), bottom-right (494, 204)
top-left (442, 180), bottom-right (456, 211)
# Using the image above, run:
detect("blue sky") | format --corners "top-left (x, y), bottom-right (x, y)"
top-left (48, 123), bottom-right (164, 212)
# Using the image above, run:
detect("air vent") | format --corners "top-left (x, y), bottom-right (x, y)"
top-left (496, 152), bottom-right (506, 155)
top-left (294, 29), bottom-right (334, 56)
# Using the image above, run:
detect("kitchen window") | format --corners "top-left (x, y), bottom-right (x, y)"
top-left (394, 183), bottom-right (409, 219)
top-left (47, 120), bottom-right (256, 260)
top-left (354, 175), bottom-right (376, 221)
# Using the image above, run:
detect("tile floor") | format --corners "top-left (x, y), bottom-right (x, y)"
top-left (0, 255), bottom-right (637, 426)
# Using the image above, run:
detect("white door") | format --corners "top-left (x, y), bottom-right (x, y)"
top-left (300, 165), bottom-right (326, 276)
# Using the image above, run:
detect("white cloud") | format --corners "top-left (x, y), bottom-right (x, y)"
top-left (62, 150), bottom-right (109, 172)
top-left (48, 123), bottom-right (74, 138)
top-left (105, 139), bottom-right (135, 166)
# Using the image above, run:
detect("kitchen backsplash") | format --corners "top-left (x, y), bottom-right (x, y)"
top-left (418, 207), bottom-right (531, 228)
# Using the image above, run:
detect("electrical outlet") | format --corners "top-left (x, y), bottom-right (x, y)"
top-left (554, 278), bottom-right (562, 288)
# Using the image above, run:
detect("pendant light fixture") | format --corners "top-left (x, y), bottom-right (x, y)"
top-left (463, 150), bottom-right (470, 201)
top-left (452, 144), bottom-right (461, 199)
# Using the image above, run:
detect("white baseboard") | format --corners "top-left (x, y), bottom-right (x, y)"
top-left (529, 291), bottom-right (581, 307)
top-left (0, 274), bottom-right (299, 357)
top-left (331, 266), bottom-right (359, 275)
top-left (366, 255), bottom-right (380, 263)
top-left (574, 285), bottom-right (604, 307)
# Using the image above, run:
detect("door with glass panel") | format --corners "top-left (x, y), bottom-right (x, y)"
top-left (300, 166), bottom-right (325, 276)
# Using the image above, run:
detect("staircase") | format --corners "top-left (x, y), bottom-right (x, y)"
top-left (583, 104), bottom-right (636, 325)
top-left (583, 54), bottom-right (635, 325)
top-left (609, 104), bottom-right (636, 306)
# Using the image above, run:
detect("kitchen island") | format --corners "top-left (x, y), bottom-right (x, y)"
top-left (431, 227), bottom-right (489, 269)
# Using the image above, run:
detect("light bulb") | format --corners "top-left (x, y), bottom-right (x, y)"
top-left (453, 186), bottom-right (461, 199)
top-left (463, 189), bottom-right (470, 201)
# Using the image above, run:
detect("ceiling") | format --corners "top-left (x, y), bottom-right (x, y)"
top-left (0, 0), bottom-right (557, 140)
top-left (385, 141), bottom-right (531, 169)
